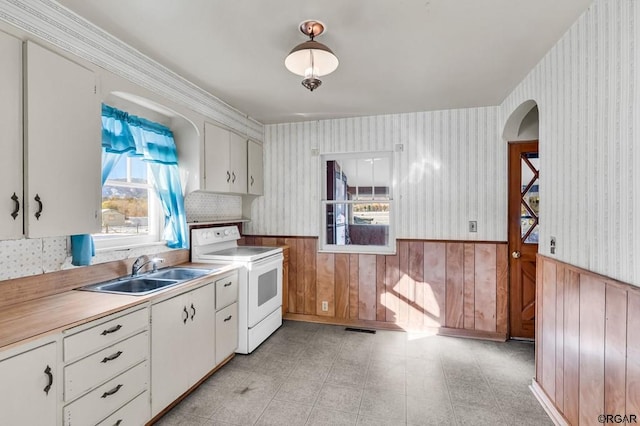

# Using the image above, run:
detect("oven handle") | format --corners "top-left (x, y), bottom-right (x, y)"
top-left (248, 253), bottom-right (284, 269)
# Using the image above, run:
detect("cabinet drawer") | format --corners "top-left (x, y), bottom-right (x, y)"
top-left (215, 302), bottom-right (238, 364)
top-left (64, 308), bottom-right (148, 362)
top-left (64, 361), bottom-right (148, 426)
top-left (96, 390), bottom-right (149, 426)
top-left (64, 331), bottom-right (148, 402)
top-left (215, 273), bottom-right (238, 310)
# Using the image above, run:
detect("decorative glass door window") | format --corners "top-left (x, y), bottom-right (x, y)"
top-left (520, 152), bottom-right (539, 244)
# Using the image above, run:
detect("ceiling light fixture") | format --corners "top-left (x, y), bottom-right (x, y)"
top-left (285, 20), bottom-right (338, 92)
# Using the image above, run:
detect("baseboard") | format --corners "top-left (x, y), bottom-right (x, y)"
top-left (284, 313), bottom-right (410, 332)
top-left (437, 326), bottom-right (507, 342)
top-left (284, 314), bottom-right (509, 343)
top-left (530, 379), bottom-right (569, 426)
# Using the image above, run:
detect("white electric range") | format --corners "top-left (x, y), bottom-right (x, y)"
top-left (191, 226), bottom-right (283, 354)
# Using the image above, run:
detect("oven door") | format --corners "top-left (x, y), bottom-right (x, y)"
top-left (247, 254), bottom-right (283, 328)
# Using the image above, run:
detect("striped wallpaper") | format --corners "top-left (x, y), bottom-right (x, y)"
top-left (245, 107), bottom-right (507, 242)
top-left (501, 0), bottom-right (640, 286)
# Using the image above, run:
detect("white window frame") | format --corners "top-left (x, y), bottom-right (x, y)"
top-left (319, 151), bottom-right (395, 255)
top-left (94, 157), bottom-right (163, 250)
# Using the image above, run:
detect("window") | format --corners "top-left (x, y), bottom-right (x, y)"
top-left (320, 151), bottom-right (395, 254)
top-left (95, 155), bottom-right (161, 248)
top-left (94, 104), bottom-right (188, 250)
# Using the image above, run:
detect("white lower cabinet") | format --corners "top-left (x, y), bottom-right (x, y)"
top-left (96, 390), bottom-right (150, 426)
top-left (64, 361), bottom-right (148, 426)
top-left (214, 272), bottom-right (239, 365)
top-left (62, 306), bottom-right (150, 426)
top-left (215, 302), bottom-right (238, 365)
top-left (151, 282), bottom-right (216, 417)
top-left (0, 341), bottom-right (58, 426)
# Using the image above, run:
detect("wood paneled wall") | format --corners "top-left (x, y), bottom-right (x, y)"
top-left (242, 236), bottom-right (508, 339)
top-left (534, 255), bottom-right (640, 425)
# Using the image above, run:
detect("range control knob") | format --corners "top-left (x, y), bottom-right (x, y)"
top-left (224, 229), bottom-right (230, 236)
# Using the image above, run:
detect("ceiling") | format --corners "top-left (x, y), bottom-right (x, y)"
top-left (57, 0), bottom-right (593, 125)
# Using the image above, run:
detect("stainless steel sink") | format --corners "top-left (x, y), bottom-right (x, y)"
top-left (78, 267), bottom-right (216, 295)
top-left (146, 267), bottom-right (213, 281)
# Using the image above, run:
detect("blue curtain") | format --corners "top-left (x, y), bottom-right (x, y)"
top-left (101, 104), bottom-right (188, 249)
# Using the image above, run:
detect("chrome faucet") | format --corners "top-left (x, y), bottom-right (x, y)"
top-left (131, 255), bottom-right (164, 276)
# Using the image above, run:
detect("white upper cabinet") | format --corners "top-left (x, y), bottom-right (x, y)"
top-left (24, 41), bottom-right (101, 238)
top-left (0, 31), bottom-right (23, 239)
top-left (247, 140), bottom-right (264, 196)
top-left (203, 121), bottom-right (248, 194)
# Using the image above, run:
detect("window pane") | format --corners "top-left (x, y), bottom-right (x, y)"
top-left (108, 157), bottom-right (127, 181)
top-left (129, 156), bottom-right (148, 182)
top-left (99, 185), bottom-right (150, 236)
top-left (325, 202), bottom-right (390, 247)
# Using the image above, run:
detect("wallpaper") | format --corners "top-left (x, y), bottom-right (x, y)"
top-left (244, 108), bottom-right (507, 241)
top-left (501, 0), bottom-right (640, 286)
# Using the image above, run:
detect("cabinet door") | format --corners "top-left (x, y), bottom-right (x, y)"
top-left (203, 122), bottom-right (231, 192)
top-left (150, 293), bottom-right (188, 416)
top-left (0, 342), bottom-right (57, 426)
top-left (24, 41), bottom-right (101, 238)
top-left (0, 31), bottom-right (23, 239)
top-left (247, 140), bottom-right (264, 196)
top-left (186, 283), bottom-right (216, 387)
top-left (229, 131), bottom-right (247, 194)
top-left (216, 302), bottom-right (238, 364)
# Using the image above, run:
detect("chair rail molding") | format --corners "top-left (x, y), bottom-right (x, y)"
top-left (0, 0), bottom-right (263, 141)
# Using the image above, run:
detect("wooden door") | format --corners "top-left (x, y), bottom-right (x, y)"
top-left (508, 141), bottom-right (539, 339)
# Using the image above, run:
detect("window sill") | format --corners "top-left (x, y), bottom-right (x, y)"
top-left (94, 240), bottom-right (168, 253)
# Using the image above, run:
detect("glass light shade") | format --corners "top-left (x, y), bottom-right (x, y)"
top-left (285, 40), bottom-right (339, 77)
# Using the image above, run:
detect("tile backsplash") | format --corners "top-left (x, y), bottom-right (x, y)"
top-left (0, 191), bottom-right (241, 281)
top-left (185, 191), bottom-right (242, 223)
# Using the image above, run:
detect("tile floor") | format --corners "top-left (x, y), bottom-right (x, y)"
top-left (155, 321), bottom-right (552, 425)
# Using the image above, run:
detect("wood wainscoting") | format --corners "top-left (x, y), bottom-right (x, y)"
top-left (534, 255), bottom-right (640, 425)
top-left (241, 236), bottom-right (508, 340)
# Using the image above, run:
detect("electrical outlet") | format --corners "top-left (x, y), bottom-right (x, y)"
top-left (550, 236), bottom-right (556, 254)
top-left (321, 301), bottom-right (329, 312)
top-left (469, 221), bottom-right (477, 232)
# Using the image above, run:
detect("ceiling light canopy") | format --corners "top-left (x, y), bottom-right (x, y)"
top-left (285, 20), bottom-right (338, 92)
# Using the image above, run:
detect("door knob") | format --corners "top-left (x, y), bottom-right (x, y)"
top-left (512, 251), bottom-right (521, 259)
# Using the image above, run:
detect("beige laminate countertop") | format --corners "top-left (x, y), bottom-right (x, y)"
top-left (0, 262), bottom-right (238, 351)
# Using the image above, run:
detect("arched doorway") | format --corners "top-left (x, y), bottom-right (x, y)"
top-left (504, 101), bottom-right (539, 340)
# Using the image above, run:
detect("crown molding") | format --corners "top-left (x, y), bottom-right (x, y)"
top-left (0, 0), bottom-right (263, 140)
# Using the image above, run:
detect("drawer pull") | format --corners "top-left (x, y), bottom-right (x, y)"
top-left (101, 351), bottom-right (123, 363)
top-left (43, 365), bottom-right (53, 395)
top-left (101, 324), bottom-right (122, 336)
top-left (224, 281), bottom-right (232, 287)
top-left (190, 303), bottom-right (196, 321)
top-left (224, 315), bottom-right (232, 322)
top-left (114, 420), bottom-right (123, 426)
top-left (101, 384), bottom-right (123, 398)
top-left (183, 306), bottom-right (189, 324)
